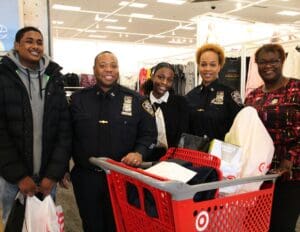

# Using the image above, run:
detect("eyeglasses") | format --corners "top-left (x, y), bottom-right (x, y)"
top-left (256, 59), bottom-right (281, 66)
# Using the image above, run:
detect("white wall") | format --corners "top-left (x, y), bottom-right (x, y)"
top-left (52, 38), bottom-right (195, 76)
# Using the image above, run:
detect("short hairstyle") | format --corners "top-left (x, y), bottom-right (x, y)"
top-left (195, 43), bottom-right (225, 68)
top-left (94, 51), bottom-right (116, 66)
top-left (15, 26), bottom-right (42, 43)
top-left (255, 43), bottom-right (286, 63)
top-left (151, 62), bottom-right (175, 76)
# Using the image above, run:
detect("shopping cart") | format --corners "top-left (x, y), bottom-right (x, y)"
top-left (90, 148), bottom-right (278, 232)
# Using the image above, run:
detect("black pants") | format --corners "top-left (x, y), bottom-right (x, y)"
top-left (71, 166), bottom-right (116, 232)
top-left (269, 180), bottom-right (300, 232)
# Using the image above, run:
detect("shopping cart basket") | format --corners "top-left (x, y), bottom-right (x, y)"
top-left (90, 148), bottom-right (278, 232)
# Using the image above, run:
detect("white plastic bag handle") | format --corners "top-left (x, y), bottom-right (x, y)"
top-left (22, 195), bottom-right (64, 232)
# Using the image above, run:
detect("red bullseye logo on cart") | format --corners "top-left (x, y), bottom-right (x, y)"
top-left (195, 210), bottom-right (209, 231)
top-left (226, 175), bottom-right (236, 180)
top-left (258, 162), bottom-right (266, 173)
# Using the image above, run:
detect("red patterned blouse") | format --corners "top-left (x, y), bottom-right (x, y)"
top-left (245, 78), bottom-right (300, 180)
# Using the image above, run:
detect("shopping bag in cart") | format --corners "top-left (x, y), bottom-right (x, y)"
top-left (178, 133), bottom-right (211, 152)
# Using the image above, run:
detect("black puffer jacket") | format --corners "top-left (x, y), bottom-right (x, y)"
top-left (0, 57), bottom-right (72, 183)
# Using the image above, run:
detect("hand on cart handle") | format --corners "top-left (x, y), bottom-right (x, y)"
top-left (269, 159), bottom-right (293, 181)
top-left (121, 152), bottom-right (142, 167)
top-left (269, 168), bottom-right (292, 181)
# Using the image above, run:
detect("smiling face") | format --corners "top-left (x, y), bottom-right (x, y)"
top-left (198, 50), bottom-right (221, 86)
top-left (94, 52), bottom-right (119, 92)
top-left (14, 30), bottom-right (44, 69)
top-left (151, 67), bottom-right (174, 99)
top-left (256, 51), bottom-right (283, 85)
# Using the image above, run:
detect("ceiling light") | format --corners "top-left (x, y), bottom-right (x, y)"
top-left (172, 31), bottom-right (176, 36)
top-left (157, 0), bottom-right (186, 5)
top-left (95, 14), bottom-right (101, 21)
top-left (128, 17), bottom-right (133, 23)
top-left (106, 26), bottom-right (127, 30)
top-left (130, 13), bottom-right (154, 19)
top-left (168, 39), bottom-right (183, 44)
top-left (104, 19), bottom-right (118, 23)
top-left (277, 10), bottom-right (300, 16)
top-left (96, 23), bottom-right (99, 29)
top-left (177, 25), bottom-right (195, 30)
top-left (86, 29), bottom-right (96, 33)
top-left (52, 20), bottom-right (64, 25)
top-left (76, 29), bottom-right (96, 33)
top-left (236, 2), bottom-right (242, 9)
top-left (152, 35), bottom-right (166, 38)
top-left (119, 1), bottom-right (148, 8)
top-left (95, 15), bottom-right (118, 23)
top-left (88, 34), bottom-right (107, 39)
top-left (52, 4), bottom-right (81, 11)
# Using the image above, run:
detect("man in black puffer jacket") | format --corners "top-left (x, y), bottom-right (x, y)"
top-left (0, 26), bottom-right (71, 224)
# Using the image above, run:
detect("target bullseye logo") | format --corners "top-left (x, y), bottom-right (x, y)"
top-left (195, 210), bottom-right (209, 231)
top-left (259, 162), bottom-right (266, 173)
top-left (226, 175), bottom-right (236, 180)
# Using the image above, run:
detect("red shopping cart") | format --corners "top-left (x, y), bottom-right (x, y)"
top-left (90, 148), bottom-right (278, 232)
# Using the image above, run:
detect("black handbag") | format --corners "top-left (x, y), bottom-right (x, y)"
top-left (4, 195), bottom-right (25, 232)
top-left (178, 133), bottom-right (211, 152)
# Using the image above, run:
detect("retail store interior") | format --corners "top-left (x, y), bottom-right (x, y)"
top-left (49, 0), bottom-right (300, 98)
top-left (0, 0), bottom-right (299, 231)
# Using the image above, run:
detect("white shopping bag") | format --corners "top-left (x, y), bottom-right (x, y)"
top-left (224, 106), bottom-right (274, 193)
top-left (209, 139), bottom-right (243, 194)
top-left (22, 195), bottom-right (64, 232)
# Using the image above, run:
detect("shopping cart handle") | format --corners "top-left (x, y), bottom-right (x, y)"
top-left (89, 157), bottom-right (279, 201)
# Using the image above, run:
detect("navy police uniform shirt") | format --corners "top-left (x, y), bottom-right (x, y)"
top-left (70, 84), bottom-right (157, 169)
top-left (185, 79), bottom-right (243, 140)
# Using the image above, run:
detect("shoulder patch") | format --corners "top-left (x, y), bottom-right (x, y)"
top-left (142, 99), bottom-right (154, 116)
top-left (231, 90), bottom-right (243, 106)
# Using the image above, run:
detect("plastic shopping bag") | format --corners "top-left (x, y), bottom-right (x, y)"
top-left (22, 195), bottom-right (64, 232)
top-left (224, 106), bottom-right (274, 193)
top-left (208, 139), bottom-right (243, 194)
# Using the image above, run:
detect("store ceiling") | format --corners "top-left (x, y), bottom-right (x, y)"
top-left (50, 0), bottom-right (300, 46)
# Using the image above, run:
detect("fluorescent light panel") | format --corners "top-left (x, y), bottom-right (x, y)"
top-left (119, 1), bottom-right (148, 8)
top-left (130, 13), bottom-right (154, 19)
top-left (106, 26), bottom-right (127, 30)
top-left (95, 15), bottom-right (118, 23)
top-left (89, 34), bottom-right (107, 39)
top-left (177, 25), bottom-right (195, 30)
top-left (157, 0), bottom-right (186, 5)
top-left (277, 10), bottom-right (300, 16)
top-left (52, 4), bottom-right (81, 11)
top-left (104, 19), bottom-right (118, 23)
top-left (52, 20), bottom-right (64, 25)
top-left (76, 29), bottom-right (96, 33)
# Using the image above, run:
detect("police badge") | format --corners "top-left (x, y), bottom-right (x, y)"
top-left (142, 99), bottom-right (154, 116)
top-left (121, 96), bottom-right (133, 116)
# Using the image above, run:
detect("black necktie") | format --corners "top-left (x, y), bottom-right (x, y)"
top-left (153, 102), bottom-right (166, 111)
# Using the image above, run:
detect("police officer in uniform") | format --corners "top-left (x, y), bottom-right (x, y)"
top-left (186, 43), bottom-right (243, 140)
top-left (70, 51), bottom-right (157, 232)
